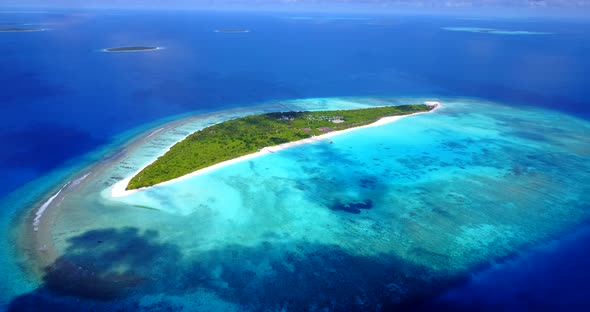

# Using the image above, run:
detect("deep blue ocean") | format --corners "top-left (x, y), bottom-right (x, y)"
top-left (2, 10), bottom-right (589, 197)
top-left (1, 8), bottom-right (589, 311)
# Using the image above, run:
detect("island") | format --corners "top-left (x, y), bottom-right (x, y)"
top-left (0, 27), bottom-right (45, 32)
top-left (103, 46), bottom-right (161, 52)
top-left (214, 29), bottom-right (250, 33)
top-left (126, 104), bottom-right (434, 190)
top-left (443, 27), bottom-right (552, 35)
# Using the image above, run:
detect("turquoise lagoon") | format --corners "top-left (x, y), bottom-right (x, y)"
top-left (6, 97), bottom-right (590, 311)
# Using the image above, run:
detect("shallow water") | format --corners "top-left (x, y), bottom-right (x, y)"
top-left (7, 97), bottom-right (589, 311)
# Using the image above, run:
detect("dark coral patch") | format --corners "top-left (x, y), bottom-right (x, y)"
top-left (332, 199), bottom-right (373, 214)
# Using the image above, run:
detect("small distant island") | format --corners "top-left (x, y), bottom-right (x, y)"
top-left (443, 27), bottom-right (552, 35)
top-left (214, 29), bottom-right (250, 33)
top-left (126, 104), bottom-right (434, 190)
top-left (103, 46), bottom-right (161, 52)
top-left (0, 27), bottom-right (44, 32)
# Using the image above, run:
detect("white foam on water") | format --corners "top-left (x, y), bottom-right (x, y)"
top-left (71, 172), bottom-right (91, 186)
top-left (145, 128), bottom-right (164, 139)
top-left (33, 181), bottom-right (70, 231)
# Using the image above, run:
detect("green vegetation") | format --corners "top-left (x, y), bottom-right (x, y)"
top-left (133, 205), bottom-right (161, 211)
top-left (127, 104), bottom-right (431, 190)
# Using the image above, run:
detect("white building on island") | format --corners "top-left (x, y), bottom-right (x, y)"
top-left (424, 101), bottom-right (440, 108)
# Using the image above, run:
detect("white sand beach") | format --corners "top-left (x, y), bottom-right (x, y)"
top-left (111, 102), bottom-right (441, 198)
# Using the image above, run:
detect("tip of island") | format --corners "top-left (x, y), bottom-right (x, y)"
top-left (112, 101), bottom-right (440, 197)
top-left (102, 46), bottom-right (163, 53)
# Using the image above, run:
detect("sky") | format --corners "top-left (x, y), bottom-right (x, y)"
top-left (0, 1), bottom-right (589, 17)
top-left (2, 0), bottom-right (590, 9)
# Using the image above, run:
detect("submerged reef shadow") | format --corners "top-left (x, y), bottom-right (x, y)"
top-left (9, 226), bottom-right (476, 311)
top-left (279, 141), bottom-right (389, 215)
top-left (9, 227), bottom-right (183, 311)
